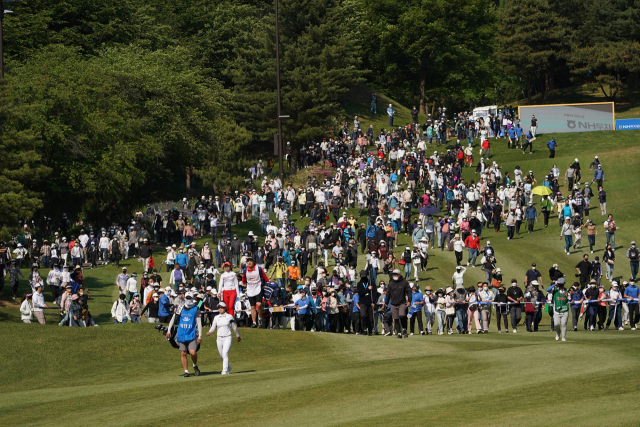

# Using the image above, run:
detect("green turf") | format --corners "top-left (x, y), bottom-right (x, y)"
top-left (1, 322), bottom-right (640, 426)
top-left (2, 104), bottom-right (640, 426)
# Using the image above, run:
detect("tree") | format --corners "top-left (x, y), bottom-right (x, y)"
top-left (0, 104), bottom-right (51, 233)
top-left (567, 0), bottom-right (640, 100)
top-left (358, 0), bottom-right (496, 113)
top-left (498, 0), bottom-right (570, 104)
top-left (226, 0), bottom-right (366, 145)
top-left (4, 45), bottom-right (249, 222)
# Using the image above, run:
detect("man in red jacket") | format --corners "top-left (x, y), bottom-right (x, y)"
top-left (481, 138), bottom-right (490, 158)
top-left (464, 230), bottom-right (480, 267)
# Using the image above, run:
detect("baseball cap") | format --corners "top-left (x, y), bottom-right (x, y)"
top-left (218, 302), bottom-right (227, 308)
top-left (185, 292), bottom-right (194, 298)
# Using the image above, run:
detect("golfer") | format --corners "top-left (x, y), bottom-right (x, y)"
top-left (547, 278), bottom-right (569, 341)
top-left (167, 291), bottom-right (202, 377)
top-left (207, 302), bottom-right (241, 375)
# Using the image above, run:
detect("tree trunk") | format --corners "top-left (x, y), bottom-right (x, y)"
top-left (186, 167), bottom-right (191, 190)
top-left (419, 59), bottom-right (427, 115)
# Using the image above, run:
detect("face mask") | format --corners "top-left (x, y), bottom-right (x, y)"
top-left (483, 287), bottom-right (488, 292)
top-left (511, 283), bottom-right (516, 287)
top-left (531, 267), bottom-right (536, 270)
top-left (426, 291), bottom-right (431, 295)
top-left (79, 292), bottom-right (84, 296)
top-left (153, 297), bottom-right (159, 301)
top-left (322, 292), bottom-right (327, 296)
top-left (393, 276), bottom-right (400, 281)
top-left (185, 299), bottom-right (195, 309)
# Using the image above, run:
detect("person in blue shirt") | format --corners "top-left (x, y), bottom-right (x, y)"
top-left (524, 202), bottom-right (537, 233)
top-left (623, 279), bottom-right (639, 329)
top-left (547, 137), bottom-right (557, 159)
top-left (593, 165), bottom-right (605, 189)
top-left (352, 293), bottom-right (361, 334)
top-left (507, 126), bottom-right (516, 149)
top-left (522, 130), bottom-right (533, 154)
top-left (409, 284), bottom-right (425, 335)
top-left (166, 291), bottom-right (202, 377)
top-left (387, 104), bottom-right (395, 126)
top-left (158, 288), bottom-right (172, 323)
top-left (294, 288), bottom-right (311, 331)
top-left (515, 124), bottom-right (524, 148)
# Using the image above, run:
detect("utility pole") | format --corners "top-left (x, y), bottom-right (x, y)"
top-left (275, 0), bottom-right (283, 182)
top-left (1, 0), bottom-right (21, 80)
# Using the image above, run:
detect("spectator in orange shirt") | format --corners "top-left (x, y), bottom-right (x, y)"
top-left (287, 262), bottom-right (301, 288)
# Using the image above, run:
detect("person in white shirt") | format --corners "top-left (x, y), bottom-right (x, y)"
top-left (452, 266), bottom-right (466, 288)
top-left (478, 283), bottom-right (494, 333)
top-left (12, 244), bottom-right (27, 268)
top-left (78, 230), bottom-right (89, 262)
top-left (32, 283), bottom-right (48, 324)
top-left (219, 262), bottom-right (240, 316)
top-left (206, 302), bottom-right (241, 375)
top-left (116, 267), bottom-right (129, 296)
top-left (99, 233), bottom-right (110, 264)
top-left (46, 264), bottom-right (62, 304)
top-left (20, 293), bottom-right (33, 323)
top-left (423, 286), bottom-right (436, 334)
top-left (126, 273), bottom-right (138, 302)
top-left (111, 293), bottom-right (131, 324)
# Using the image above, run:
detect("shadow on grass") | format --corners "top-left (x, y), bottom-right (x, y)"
top-left (182, 370), bottom-right (257, 377)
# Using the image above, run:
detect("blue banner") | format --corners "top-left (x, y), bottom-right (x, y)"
top-left (616, 119), bottom-right (640, 130)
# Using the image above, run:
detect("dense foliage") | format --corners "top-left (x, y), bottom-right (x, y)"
top-left (0, 0), bottom-right (637, 229)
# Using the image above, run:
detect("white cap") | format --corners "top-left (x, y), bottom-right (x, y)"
top-left (165, 286), bottom-right (171, 292)
top-left (218, 302), bottom-right (227, 308)
top-left (206, 286), bottom-right (212, 291)
top-left (531, 280), bottom-right (539, 286)
top-left (185, 292), bottom-right (194, 298)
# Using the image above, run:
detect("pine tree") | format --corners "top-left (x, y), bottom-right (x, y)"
top-left (226, 0), bottom-right (365, 145)
top-left (498, 0), bottom-right (570, 104)
top-left (0, 121), bottom-right (50, 234)
top-left (567, 0), bottom-right (640, 100)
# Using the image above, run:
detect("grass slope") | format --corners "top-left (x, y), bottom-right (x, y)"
top-left (2, 96), bottom-right (640, 426)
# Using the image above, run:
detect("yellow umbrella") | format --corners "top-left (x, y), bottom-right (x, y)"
top-left (531, 186), bottom-right (552, 196)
